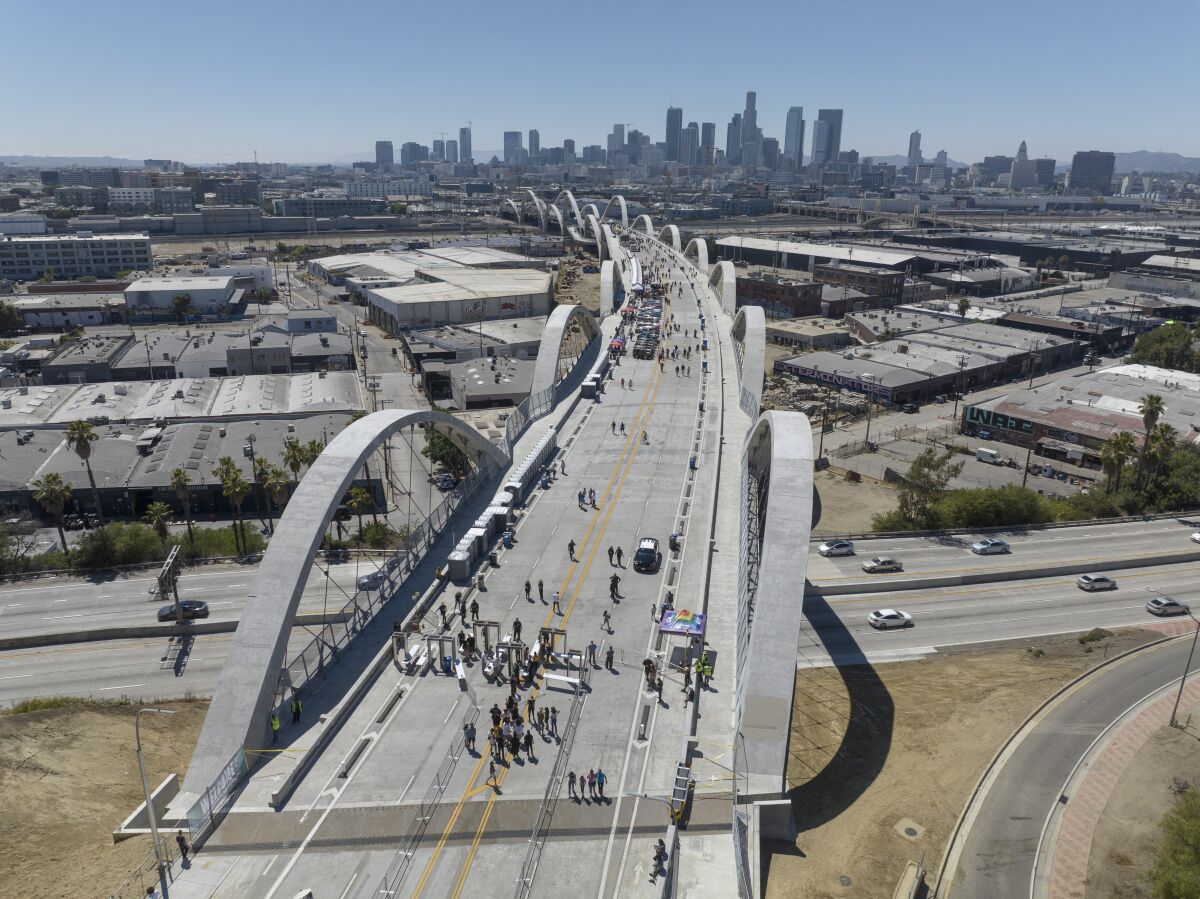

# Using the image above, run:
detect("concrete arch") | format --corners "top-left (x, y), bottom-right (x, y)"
top-left (501, 198), bottom-right (523, 224)
top-left (658, 224), bottom-right (681, 252)
top-left (683, 237), bottom-right (710, 275)
top-left (581, 203), bottom-right (600, 222)
top-left (532, 303), bottom-right (602, 398)
top-left (737, 410), bottom-right (814, 794)
top-left (585, 213), bottom-right (605, 260)
top-left (709, 260), bottom-right (737, 316)
top-left (547, 203), bottom-right (565, 234)
top-left (553, 190), bottom-right (583, 228)
top-left (601, 195), bottom-right (629, 227)
top-left (524, 189), bottom-right (547, 231)
top-left (600, 260), bottom-right (616, 314)
top-left (177, 409), bottom-right (507, 808)
top-left (732, 305), bottom-right (766, 418)
top-left (632, 214), bottom-right (655, 237)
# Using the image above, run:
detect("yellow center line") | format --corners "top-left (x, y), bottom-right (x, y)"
top-left (409, 359), bottom-right (665, 899)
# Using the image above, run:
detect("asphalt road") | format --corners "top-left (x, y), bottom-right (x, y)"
top-left (947, 636), bottom-right (1200, 899)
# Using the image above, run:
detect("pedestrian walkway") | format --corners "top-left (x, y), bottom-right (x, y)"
top-left (1037, 674), bottom-right (1200, 898)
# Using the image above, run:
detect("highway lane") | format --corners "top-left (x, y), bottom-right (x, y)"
top-left (800, 560), bottom-right (1200, 666)
top-left (946, 636), bottom-right (1200, 899)
top-left (0, 561), bottom-right (379, 640)
top-left (807, 515), bottom-right (1200, 584)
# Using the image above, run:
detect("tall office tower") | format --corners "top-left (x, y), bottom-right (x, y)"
top-left (783, 107), bottom-right (805, 168)
top-left (1067, 151), bottom-right (1116, 195)
top-left (907, 130), bottom-right (922, 167)
top-left (528, 129), bottom-right (540, 158)
top-left (700, 122), bottom-right (716, 153)
top-left (607, 124), bottom-right (625, 161)
top-left (432, 140), bottom-right (445, 161)
top-left (761, 137), bottom-right (780, 171)
top-left (935, 149), bottom-right (948, 168)
top-left (446, 140), bottom-right (459, 164)
top-left (458, 126), bottom-right (473, 164)
top-left (1033, 157), bottom-right (1056, 188)
top-left (563, 139), bottom-right (576, 164)
top-left (741, 91), bottom-right (761, 168)
top-left (375, 140), bottom-right (394, 169)
top-left (503, 131), bottom-right (523, 164)
top-left (1016, 140), bottom-right (1028, 162)
top-left (816, 109), bottom-right (843, 163)
top-left (680, 122), bottom-right (699, 166)
top-left (810, 120), bottom-right (831, 164)
top-left (726, 113), bottom-right (742, 164)
top-left (665, 107), bottom-right (683, 161)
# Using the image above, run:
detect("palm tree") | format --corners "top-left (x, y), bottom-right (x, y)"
top-left (302, 439), bottom-right (325, 470)
top-left (65, 420), bottom-right (104, 525)
top-left (1137, 394), bottom-right (1165, 488)
top-left (32, 473), bottom-right (72, 553)
top-left (282, 436), bottom-right (305, 483)
top-left (345, 486), bottom-right (372, 543)
top-left (171, 468), bottom-right (194, 544)
top-left (221, 472), bottom-right (251, 556)
top-left (1144, 423), bottom-right (1178, 492)
top-left (142, 501), bottom-right (173, 545)
top-left (262, 465), bottom-right (290, 532)
top-left (957, 295), bottom-right (971, 318)
top-left (1101, 431), bottom-right (1137, 494)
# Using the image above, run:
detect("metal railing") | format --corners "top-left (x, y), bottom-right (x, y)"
top-left (182, 746), bottom-right (248, 842)
top-left (513, 662), bottom-right (591, 898)
top-left (731, 731), bottom-right (754, 899)
top-left (503, 384), bottom-right (555, 457)
top-left (108, 839), bottom-right (180, 899)
top-left (377, 684), bottom-right (480, 897)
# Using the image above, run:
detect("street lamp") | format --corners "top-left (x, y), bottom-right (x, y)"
top-left (137, 707), bottom-right (177, 899)
top-left (1171, 608), bottom-right (1200, 729)
top-left (861, 373), bottom-right (882, 448)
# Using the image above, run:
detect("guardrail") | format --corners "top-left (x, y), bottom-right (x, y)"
top-left (107, 839), bottom-right (181, 899)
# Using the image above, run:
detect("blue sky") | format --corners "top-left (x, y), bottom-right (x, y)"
top-left (2, 0), bottom-right (1196, 164)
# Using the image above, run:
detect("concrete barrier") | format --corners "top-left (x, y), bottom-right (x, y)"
top-left (113, 774), bottom-right (180, 842)
top-left (808, 548), bottom-right (1200, 596)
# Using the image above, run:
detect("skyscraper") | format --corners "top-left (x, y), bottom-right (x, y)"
top-left (907, 131), bottom-right (922, 167)
top-left (935, 149), bottom-right (948, 168)
top-left (528, 129), bottom-right (540, 158)
top-left (741, 91), bottom-right (761, 168)
top-left (1016, 140), bottom-right (1029, 163)
top-left (375, 140), bottom-right (394, 169)
top-left (810, 120), bottom-right (831, 165)
top-left (816, 109), bottom-right (843, 163)
top-left (665, 107), bottom-right (683, 162)
top-left (726, 113), bottom-right (742, 165)
top-left (1067, 151), bottom-right (1116, 195)
top-left (700, 122), bottom-right (716, 154)
top-left (761, 137), bottom-right (780, 171)
top-left (607, 124), bottom-right (625, 161)
top-left (681, 122), bottom-right (699, 166)
top-left (432, 139), bottom-right (445, 161)
top-left (446, 139), bottom-right (458, 164)
top-left (458, 126), bottom-right (472, 164)
top-left (783, 107), bottom-right (805, 167)
top-left (503, 131), bottom-right (523, 165)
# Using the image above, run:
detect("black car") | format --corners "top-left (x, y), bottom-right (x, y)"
top-left (632, 537), bottom-right (662, 573)
top-left (157, 600), bottom-right (210, 623)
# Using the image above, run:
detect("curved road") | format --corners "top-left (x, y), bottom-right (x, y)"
top-left (947, 635), bottom-right (1200, 898)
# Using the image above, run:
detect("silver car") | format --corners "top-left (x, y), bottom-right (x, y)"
top-left (868, 609), bottom-right (913, 629)
top-left (818, 540), bottom-right (855, 557)
top-left (970, 538), bottom-right (1010, 555)
top-left (1146, 596), bottom-right (1190, 617)
top-left (1076, 574), bottom-right (1116, 591)
top-left (861, 556), bottom-right (902, 573)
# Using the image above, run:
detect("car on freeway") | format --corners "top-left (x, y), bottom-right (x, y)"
top-left (868, 609), bottom-right (913, 629)
top-left (157, 600), bottom-right (210, 623)
top-left (861, 556), bottom-right (903, 573)
top-left (1191, 532), bottom-right (1200, 544)
top-left (357, 570), bottom-right (385, 591)
top-left (971, 538), bottom-right (1010, 555)
top-left (1146, 596), bottom-right (1190, 617)
top-left (818, 540), bottom-right (855, 557)
top-left (1076, 574), bottom-right (1117, 591)
top-left (633, 537), bottom-right (662, 573)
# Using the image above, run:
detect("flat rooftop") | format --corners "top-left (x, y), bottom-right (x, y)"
top-left (716, 235), bottom-right (916, 268)
top-left (126, 275), bottom-right (233, 292)
top-left (10, 292), bottom-right (126, 311)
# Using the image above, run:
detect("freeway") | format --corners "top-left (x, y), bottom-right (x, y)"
top-left (802, 559), bottom-right (1200, 667)
top-left (169, 233), bottom-right (728, 898)
top-left (944, 635), bottom-right (1200, 899)
top-left (807, 515), bottom-right (1200, 585)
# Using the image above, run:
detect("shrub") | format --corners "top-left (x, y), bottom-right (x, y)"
top-left (844, 470), bottom-right (861, 483)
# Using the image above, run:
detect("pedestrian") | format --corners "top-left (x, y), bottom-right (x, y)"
top-left (611, 421), bottom-right (616, 434)
top-left (589, 488), bottom-right (597, 507)
top-left (270, 713), bottom-right (281, 744)
top-left (578, 488), bottom-right (585, 507)
top-left (537, 578), bottom-right (544, 601)
top-left (682, 667), bottom-right (691, 692)
top-left (438, 602), bottom-right (447, 629)
top-left (464, 721), bottom-right (476, 752)
top-left (650, 601), bottom-right (657, 622)
top-left (650, 839), bottom-right (668, 883)
top-left (620, 422), bottom-right (625, 434)
top-left (568, 539), bottom-right (576, 560)
top-left (641, 430), bottom-right (649, 445)
top-left (524, 579), bottom-right (531, 601)
top-left (568, 770), bottom-right (578, 798)
top-left (488, 758), bottom-right (498, 785)
top-left (587, 639), bottom-right (599, 667)
top-left (552, 591), bottom-right (562, 615)
top-left (620, 377), bottom-right (625, 389)
top-left (610, 573), bottom-right (620, 599)
top-left (605, 645), bottom-right (615, 670)
top-left (601, 609), bottom-right (612, 633)
top-left (615, 546), bottom-right (624, 567)
top-left (470, 598), bottom-right (479, 623)
top-left (538, 708), bottom-right (547, 731)
top-left (176, 830), bottom-right (190, 863)
top-left (291, 694), bottom-right (302, 724)
top-left (587, 769), bottom-right (597, 798)
top-left (684, 685), bottom-right (695, 708)
top-left (596, 767), bottom-right (607, 799)
top-left (608, 545), bottom-right (615, 565)
top-left (559, 459), bottom-right (566, 476)
top-left (509, 732), bottom-right (520, 757)
top-left (703, 660), bottom-right (713, 686)
top-left (523, 729), bottom-right (534, 759)
top-left (513, 617), bottom-right (522, 641)
top-left (526, 695), bottom-right (536, 721)
top-left (550, 706), bottom-right (558, 736)
top-left (655, 676), bottom-right (663, 699)
top-left (687, 365), bottom-right (691, 377)
top-left (490, 703), bottom-right (502, 727)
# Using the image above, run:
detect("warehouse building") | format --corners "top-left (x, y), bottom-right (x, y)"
top-left (0, 232), bottom-right (153, 280)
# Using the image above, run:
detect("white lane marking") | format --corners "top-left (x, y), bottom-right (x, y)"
top-left (97, 683), bottom-right (147, 691)
top-left (336, 873), bottom-right (358, 899)
top-left (260, 855), bottom-right (277, 877)
top-left (0, 674), bottom-right (33, 680)
top-left (41, 612), bottom-right (93, 621)
top-left (442, 696), bottom-right (461, 724)
top-left (395, 773), bottom-right (416, 805)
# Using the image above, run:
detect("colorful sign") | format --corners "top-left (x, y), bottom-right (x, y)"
top-left (659, 609), bottom-right (706, 636)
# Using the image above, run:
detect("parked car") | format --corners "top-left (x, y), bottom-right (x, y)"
top-left (861, 556), bottom-right (903, 573)
top-left (157, 600), bottom-right (210, 623)
top-left (323, 547), bottom-right (350, 563)
top-left (357, 570), bottom-right (385, 591)
top-left (633, 537), bottom-right (662, 573)
top-left (435, 473), bottom-right (458, 491)
top-left (1076, 574), bottom-right (1117, 591)
top-left (901, 403), bottom-right (920, 414)
top-left (817, 540), bottom-right (855, 557)
top-left (868, 609), bottom-right (913, 629)
top-left (1146, 596), bottom-right (1190, 617)
top-left (971, 538), bottom-right (1011, 555)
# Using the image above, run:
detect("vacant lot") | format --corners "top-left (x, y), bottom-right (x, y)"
top-left (766, 628), bottom-right (1160, 899)
top-left (811, 467), bottom-right (896, 536)
top-left (0, 699), bottom-right (208, 898)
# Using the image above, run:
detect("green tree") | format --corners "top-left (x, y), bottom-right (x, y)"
top-left (1058, 254), bottom-right (1070, 271)
top-left (32, 472), bottom-right (72, 554)
top-left (895, 448), bottom-right (964, 530)
top-left (1143, 423), bottom-right (1179, 493)
top-left (221, 471), bottom-right (251, 556)
top-left (282, 436), bottom-right (305, 482)
top-left (0, 301), bottom-right (20, 332)
top-left (345, 486), bottom-right (373, 542)
top-left (1101, 431), bottom-right (1137, 494)
top-left (65, 420), bottom-right (104, 525)
top-left (1150, 788), bottom-right (1200, 898)
top-left (171, 467), bottom-right (194, 544)
top-left (302, 439), bottom-right (325, 469)
top-left (142, 501), bottom-right (173, 545)
top-left (262, 464), bottom-right (290, 531)
top-left (956, 295), bottom-right (971, 318)
top-left (1137, 393), bottom-right (1166, 488)
top-left (936, 485), bottom-right (1055, 529)
top-left (422, 426), bottom-right (466, 472)
top-left (1130, 323), bottom-right (1199, 374)
top-left (171, 293), bottom-right (193, 322)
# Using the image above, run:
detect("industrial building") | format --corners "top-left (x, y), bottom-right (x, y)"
top-left (0, 232), bottom-right (153, 281)
top-left (9, 292), bottom-right (128, 329)
top-left (764, 317), bottom-right (852, 351)
top-left (124, 275), bottom-right (240, 316)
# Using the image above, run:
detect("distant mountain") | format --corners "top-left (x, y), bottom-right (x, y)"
top-left (1113, 151), bottom-right (1200, 174)
top-left (0, 154), bottom-right (144, 168)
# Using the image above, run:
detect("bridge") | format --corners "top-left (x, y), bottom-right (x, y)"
top-left (152, 210), bottom-right (811, 899)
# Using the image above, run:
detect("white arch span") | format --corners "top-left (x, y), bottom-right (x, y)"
top-left (732, 305), bottom-right (766, 418)
top-left (683, 237), bottom-right (710, 275)
top-left (531, 303), bottom-right (602, 397)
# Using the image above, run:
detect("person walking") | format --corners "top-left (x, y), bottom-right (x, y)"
top-left (587, 639), bottom-right (599, 667)
top-left (175, 831), bottom-right (190, 864)
top-left (537, 579), bottom-right (544, 601)
top-left (524, 579), bottom-right (531, 601)
top-left (550, 706), bottom-right (558, 736)
top-left (587, 769), bottom-right (597, 799)
top-left (682, 667), bottom-right (692, 693)
top-left (270, 713), bottom-right (281, 744)
top-left (568, 539), bottom-right (576, 560)
top-left (291, 694), bottom-right (302, 724)
top-left (609, 573), bottom-right (620, 600)
top-left (526, 695), bottom-right (536, 721)
top-left (601, 609), bottom-right (612, 633)
top-left (619, 422), bottom-right (625, 435)
top-left (488, 757), bottom-right (498, 786)
top-left (611, 421), bottom-right (616, 435)
top-left (470, 598), bottom-right (479, 623)
top-left (464, 721), bottom-right (476, 753)
top-left (595, 768), bottom-right (607, 799)
top-left (438, 602), bottom-right (447, 630)
top-left (605, 645), bottom-right (615, 670)
top-left (589, 488), bottom-right (597, 508)
top-left (522, 730), bottom-right (534, 759)
top-left (650, 839), bottom-right (668, 884)
top-left (650, 601), bottom-right (657, 623)
top-left (607, 545), bottom-right (615, 565)
top-left (568, 770), bottom-right (578, 799)
top-left (615, 546), bottom-right (624, 567)
top-left (552, 591), bottom-right (562, 615)
top-left (512, 617), bottom-right (522, 642)
top-left (683, 685), bottom-right (695, 708)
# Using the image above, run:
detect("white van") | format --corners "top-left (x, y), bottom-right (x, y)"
top-left (975, 447), bottom-right (1004, 465)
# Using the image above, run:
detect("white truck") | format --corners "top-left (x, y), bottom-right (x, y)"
top-left (975, 447), bottom-right (1005, 465)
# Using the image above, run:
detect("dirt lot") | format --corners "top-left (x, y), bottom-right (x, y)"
top-left (811, 467), bottom-right (897, 536)
top-left (0, 699), bottom-right (208, 898)
top-left (766, 628), bottom-right (1161, 899)
top-left (1085, 701), bottom-right (1200, 899)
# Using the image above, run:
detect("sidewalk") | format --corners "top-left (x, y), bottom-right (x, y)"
top-left (1036, 668), bottom-right (1200, 898)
